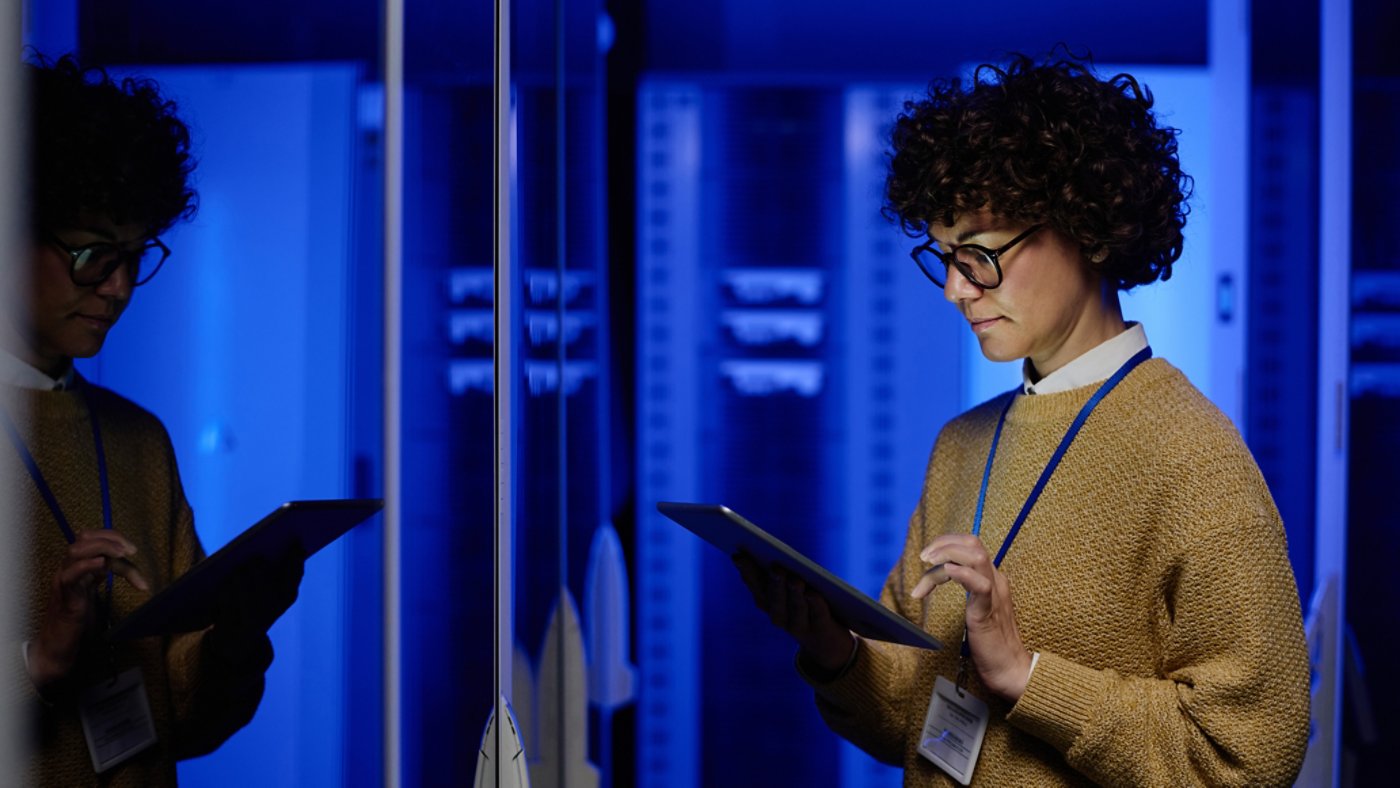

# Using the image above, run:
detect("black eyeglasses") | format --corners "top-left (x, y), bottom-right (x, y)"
top-left (44, 230), bottom-right (171, 287)
top-left (909, 224), bottom-right (1044, 290)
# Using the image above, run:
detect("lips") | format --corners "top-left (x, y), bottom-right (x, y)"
top-left (74, 313), bottom-right (115, 329)
top-left (969, 316), bottom-right (1002, 333)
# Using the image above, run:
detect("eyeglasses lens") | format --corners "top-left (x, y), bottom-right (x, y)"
top-left (913, 248), bottom-right (947, 287)
top-left (71, 244), bottom-right (158, 286)
top-left (953, 248), bottom-right (997, 287)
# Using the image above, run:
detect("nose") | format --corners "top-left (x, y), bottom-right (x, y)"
top-left (94, 260), bottom-right (135, 300)
top-left (943, 265), bottom-right (983, 303)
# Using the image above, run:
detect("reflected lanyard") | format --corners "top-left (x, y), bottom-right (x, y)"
top-left (1, 385), bottom-right (116, 601)
top-left (956, 345), bottom-right (1152, 689)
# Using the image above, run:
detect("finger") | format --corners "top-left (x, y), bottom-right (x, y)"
top-left (764, 567), bottom-right (789, 627)
top-left (804, 587), bottom-right (837, 626)
top-left (71, 528), bottom-right (139, 554)
top-left (944, 562), bottom-right (995, 599)
top-left (56, 556), bottom-right (108, 590)
top-left (786, 576), bottom-right (809, 635)
top-left (910, 563), bottom-right (950, 599)
top-left (802, 585), bottom-right (848, 636)
top-left (65, 534), bottom-right (140, 567)
top-left (732, 553), bottom-right (763, 589)
top-left (920, 542), bottom-right (994, 577)
top-left (106, 557), bottom-right (151, 592)
top-left (918, 533), bottom-right (982, 563)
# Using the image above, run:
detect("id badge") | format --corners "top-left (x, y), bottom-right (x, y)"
top-left (917, 675), bottom-right (990, 785)
top-left (78, 667), bottom-right (158, 773)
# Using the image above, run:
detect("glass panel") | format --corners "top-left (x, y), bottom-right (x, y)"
top-left (0, 6), bottom-right (24, 775)
top-left (510, 0), bottom-right (617, 784)
top-left (1345, 0), bottom-right (1398, 777)
top-left (396, 0), bottom-right (494, 783)
top-left (21, 1), bottom-right (384, 785)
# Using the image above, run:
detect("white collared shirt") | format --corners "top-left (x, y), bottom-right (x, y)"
top-left (0, 347), bottom-right (74, 391)
top-left (1021, 322), bottom-right (1149, 395)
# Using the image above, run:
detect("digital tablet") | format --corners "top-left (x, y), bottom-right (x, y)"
top-left (110, 499), bottom-right (384, 641)
top-left (657, 502), bottom-right (941, 651)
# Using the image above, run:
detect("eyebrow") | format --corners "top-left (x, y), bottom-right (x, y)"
top-left (935, 225), bottom-right (994, 246)
top-left (70, 226), bottom-right (118, 242)
top-left (949, 219), bottom-right (1023, 245)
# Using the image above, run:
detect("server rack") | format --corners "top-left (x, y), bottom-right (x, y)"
top-left (637, 80), bottom-right (963, 788)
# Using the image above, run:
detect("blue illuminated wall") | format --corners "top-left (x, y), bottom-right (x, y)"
top-left (75, 63), bottom-right (381, 786)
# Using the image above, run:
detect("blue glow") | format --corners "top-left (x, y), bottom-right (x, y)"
top-left (721, 269), bottom-right (825, 304)
top-left (721, 310), bottom-right (825, 347)
top-left (78, 63), bottom-right (366, 787)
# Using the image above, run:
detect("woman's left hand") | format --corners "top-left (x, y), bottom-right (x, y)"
top-left (912, 534), bottom-right (1033, 702)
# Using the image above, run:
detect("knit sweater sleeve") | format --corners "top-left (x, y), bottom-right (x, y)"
top-left (794, 427), bottom-right (960, 767)
top-left (797, 515), bottom-right (932, 766)
top-left (1005, 445), bottom-right (1311, 786)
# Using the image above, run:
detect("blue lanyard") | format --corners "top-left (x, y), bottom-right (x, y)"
top-left (955, 346), bottom-right (1152, 679)
top-left (1, 384), bottom-right (116, 597)
top-left (972, 346), bottom-right (1152, 567)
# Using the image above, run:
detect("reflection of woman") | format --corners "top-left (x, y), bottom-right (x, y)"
top-left (4, 56), bottom-right (303, 786)
top-left (736, 53), bottom-right (1309, 785)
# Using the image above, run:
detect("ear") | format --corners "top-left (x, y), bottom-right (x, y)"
top-left (1089, 247), bottom-right (1109, 264)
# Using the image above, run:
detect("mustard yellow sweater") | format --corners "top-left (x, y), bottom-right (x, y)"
top-left (804, 359), bottom-right (1309, 786)
top-left (3, 379), bottom-right (266, 786)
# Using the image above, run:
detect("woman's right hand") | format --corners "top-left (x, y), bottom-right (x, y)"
top-left (732, 552), bottom-right (856, 673)
top-left (29, 529), bottom-right (149, 692)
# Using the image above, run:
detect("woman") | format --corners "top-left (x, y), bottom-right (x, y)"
top-left (736, 52), bottom-right (1309, 786)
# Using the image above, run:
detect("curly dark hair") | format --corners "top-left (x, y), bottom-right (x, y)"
top-left (26, 53), bottom-right (196, 237)
top-left (885, 51), bottom-right (1191, 290)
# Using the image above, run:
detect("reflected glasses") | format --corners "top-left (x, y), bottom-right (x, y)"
top-left (909, 224), bottom-right (1044, 290)
top-left (45, 231), bottom-right (171, 287)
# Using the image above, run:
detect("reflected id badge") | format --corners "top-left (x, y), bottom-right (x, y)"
top-left (78, 668), bottom-right (157, 773)
top-left (917, 675), bottom-right (990, 785)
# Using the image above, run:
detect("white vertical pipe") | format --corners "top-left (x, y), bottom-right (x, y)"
top-left (0, 1), bottom-right (24, 775)
top-left (1209, 0), bottom-right (1249, 427)
top-left (493, 0), bottom-right (516, 775)
top-left (1316, 0), bottom-right (1351, 784)
top-left (382, 0), bottom-right (405, 783)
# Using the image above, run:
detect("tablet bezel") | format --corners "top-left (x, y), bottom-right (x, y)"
top-left (657, 501), bottom-right (941, 651)
top-left (109, 499), bottom-right (383, 641)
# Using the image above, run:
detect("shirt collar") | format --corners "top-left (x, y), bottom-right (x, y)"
top-left (0, 347), bottom-right (75, 391)
top-left (1021, 322), bottom-right (1148, 395)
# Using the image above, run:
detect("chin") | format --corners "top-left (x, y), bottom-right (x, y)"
top-left (975, 339), bottom-right (1026, 364)
top-left (61, 336), bottom-right (110, 361)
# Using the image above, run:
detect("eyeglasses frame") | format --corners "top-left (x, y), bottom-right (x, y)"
top-left (43, 230), bottom-right (171, 288)
top-left (909, 223), bottom-right (1045, 290)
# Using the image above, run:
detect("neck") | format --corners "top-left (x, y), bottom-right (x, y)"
top-left (1028, 286), bottom-right (1126, 380)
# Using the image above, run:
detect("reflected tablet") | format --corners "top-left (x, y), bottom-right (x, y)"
top-left (110, 499), bottom-right (383, 641)
top-left (657, 502), bottom-right (940, 651)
